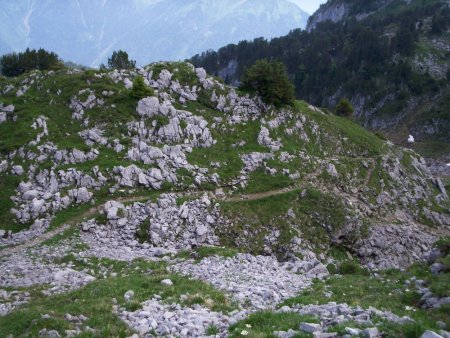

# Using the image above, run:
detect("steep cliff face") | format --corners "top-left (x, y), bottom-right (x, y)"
top-left (306, 0), bottom-right (411, 31)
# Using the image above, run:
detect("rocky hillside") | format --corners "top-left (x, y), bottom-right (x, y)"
top-left (0, 63), bottom-right (449, 337)
top-left (191, 0), bottom-right (450, 160)
top-left (0, 0), bottom-right (309, 67)
top-left (306, 0), bottom-right (410, 31)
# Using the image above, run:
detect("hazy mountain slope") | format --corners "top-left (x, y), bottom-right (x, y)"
top-left (0, 0), bottom-right (309, 67)
top-left (190, 0), bottom-right (450, 159)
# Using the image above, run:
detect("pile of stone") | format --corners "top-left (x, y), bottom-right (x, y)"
top-left (278, 302), bottom-right (412, 333)
top-left (79, 128), bottom-right (108, 146)
top-left (213, 88), bottom-right (265, 124)
top-left (118, 297), bottom-right (247, 337)
top-left (233, 152), bottom-right (274, 187)
top-left (144, 194), bottom-right (220, 249)
top-left (0, 289), bottom-right (30, 316)
top-left (134, 96), bottom-right (215, 148)
top-left (172, 253), bottom-right (314, 309)
top-left (112, 164), bottom-right (175, 189)
top-left (83, 194), bottom-right (221, 251)
top-left (0, 218), bottom-right (52, 247)
top-left (10, 168), bottom-right (104, 224)
top-left (0, 253), bottom-right (95, 296)
top-left (69, 89), bottom-right (104, 121)
top-left (258, 126), bottom-right (283, 151)
top-left (355, 222), bottom-right (437, 270)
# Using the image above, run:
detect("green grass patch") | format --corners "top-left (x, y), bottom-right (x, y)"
top-left (229, 312), bottom-right (318, 338)
top-left (0, 260), bottom-right (235, 337)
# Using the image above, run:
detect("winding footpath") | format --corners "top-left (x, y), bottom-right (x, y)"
top-left (0, 156), bottom-right (379, 258)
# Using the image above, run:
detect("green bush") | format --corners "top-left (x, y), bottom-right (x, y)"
top-left (136, 219), bottom-right (150, 244)
top-left (338, 261), bottom-right (368, 275)
top-left (335, 98), bottom-right (354, 117)
top-left (434, 237), bottom-right (450, 256)
top-left (240, 59), bottom-right (295, 107)
top-left (130, 76), bottom-right (154, 99)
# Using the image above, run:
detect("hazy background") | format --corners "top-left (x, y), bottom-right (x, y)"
top-left (0, 0), bottom-right (327, 67)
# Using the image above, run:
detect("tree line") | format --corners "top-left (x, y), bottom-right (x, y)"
top-left (190, 1), bottom-right (449, 115)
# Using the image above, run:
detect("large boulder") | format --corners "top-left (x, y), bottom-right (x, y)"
top-left (137, 97), bottom-right (160, 118)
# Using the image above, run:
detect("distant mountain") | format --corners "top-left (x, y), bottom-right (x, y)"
top-left (190, 0), bottom-right (450, 159)
top-left (0, 0), bottom-right (309, 67)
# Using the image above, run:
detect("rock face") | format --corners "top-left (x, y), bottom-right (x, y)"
top-left (354, 223), bottom-right (438, 270)
top-left (82, 194), bottom-right (221, 251)
top-left (306, 0), bottom-right (404, 32)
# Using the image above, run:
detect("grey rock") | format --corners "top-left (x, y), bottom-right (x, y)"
top-left (363, 327), bottom-right (380, 338)
top-left (161, 279), bottom-right (173, 287)
top-left (430, 263), bottom-right (444, 275)
top-left (300, 322), bottom-right (322, 333)
top-left (124, 290), bottom-right (135, 302)
top-left (420, 331), bottom-right (444, 338)
top-left (12, 165), bottom-right (24, 175)
top-left (275, 329), bottom-right (300, 338)
top-left (2, 104), bottom-right (15, 112)
top-left (327, 163), bottom-right (338, 177)
top-left (345, 327), bottom-right (362, 335)
top-left (38, 329), bottom-right (61, 337)
top-left (137, 97), bottom-right (159, 118)
top-left (313, 333), bottom-right (338, 338)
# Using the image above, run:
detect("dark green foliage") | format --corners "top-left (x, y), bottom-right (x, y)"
top-left (334, 98), bottom-right (354, 117)
top-left (104, 50), bottom-right (136, 70)
top-left (0, 48), bottom-right (61, 77)
top-left (130, 76), bottom-right (153, 99)
top-left (431, 8), bottom-right (450, 35)
top-left (338, 261), bottom-right (369, 275)
top-left (190, 0), bottom-right (448, 149)
top-left (434, 237), bottom-right (450, 256)
top-left (136, 219), bottom-right (150, 244)
top-left (240, 59), bottom-right (295, 107)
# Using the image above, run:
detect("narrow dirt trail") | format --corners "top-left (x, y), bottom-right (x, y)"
top-left (0, 155), bottom-right (379, 257)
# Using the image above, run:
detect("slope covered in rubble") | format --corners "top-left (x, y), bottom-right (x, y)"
top-left (0, 63), bottom-right (449, 337)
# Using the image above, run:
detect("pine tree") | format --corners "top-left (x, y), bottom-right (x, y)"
top-left (106, 50), bottom-right (136, 70)
top-left (240, 59), bottom-right (295, 107)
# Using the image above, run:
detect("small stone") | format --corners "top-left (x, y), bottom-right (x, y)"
top-left (274, 329), bottom-right (299, 338)
top-left (161, 279), bottom-right (173, 286)
top-left (300, 323), bottom-right (322, 333)
top-left (345, 327), bottom-right (361, 336)
top-left (38, 329), bottom-right (61, 338)
top-left (124, 290), bottom-right (134, 302)
top-left (363, 327), bottom-right (380, 338)
top-left (313, 333), bottom-right (338, 338)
